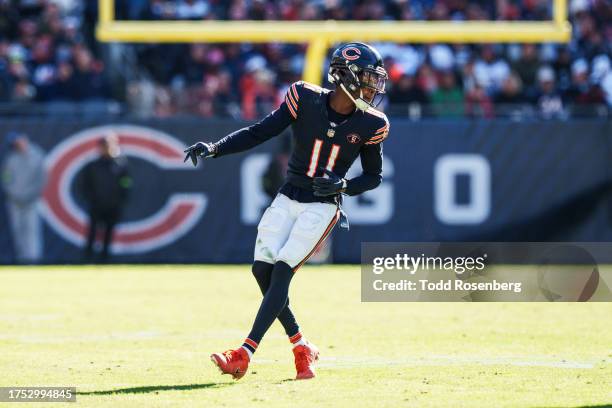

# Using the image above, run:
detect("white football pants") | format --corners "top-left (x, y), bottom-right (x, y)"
top-left (254, 193), bottom-right (339, 270)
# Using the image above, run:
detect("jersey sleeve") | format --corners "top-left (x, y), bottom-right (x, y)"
top-left (281, 81), bottom-right (303, 120)
top-left (364, 113), bottom-right (390, 145)
top-left (214, 104), bottom-right (293, 157)
top-left (344, 143), bottom-right (383, 196)
top-left (214, 82), bottom-right (306, 157)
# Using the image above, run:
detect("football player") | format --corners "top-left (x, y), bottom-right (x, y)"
top-left (184, 42), bottom-right (390, 380)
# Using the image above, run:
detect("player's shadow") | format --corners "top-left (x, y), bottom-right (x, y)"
top-left (574, 406), bottom-right (612, 408)
top-left (533, 405), bottom-right (612, 408)
top-left (276, 378), bottom-right (297, 384)
top-left (77, 383), bottom-right (233, 395)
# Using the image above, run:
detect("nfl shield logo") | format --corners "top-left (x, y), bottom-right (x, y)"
top-left (327, 129), bottom-right (335, 138)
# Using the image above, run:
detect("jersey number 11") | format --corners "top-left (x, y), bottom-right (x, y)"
top-left (306, 139), bottom-right (340, 177)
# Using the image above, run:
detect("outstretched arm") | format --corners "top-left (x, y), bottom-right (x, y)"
top-left (213, 104), bottom-right (294, 157)
top-left (184, 95), bottom-right (295, 166)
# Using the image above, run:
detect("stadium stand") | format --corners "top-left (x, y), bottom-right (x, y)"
top-left (0, 0), bottom-right (610, 118)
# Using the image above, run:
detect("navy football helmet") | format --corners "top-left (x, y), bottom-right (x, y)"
top-left (327, 42), bottom-right (388, 111)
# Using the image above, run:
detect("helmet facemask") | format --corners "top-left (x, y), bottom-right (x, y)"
top-left (328, 62), bottom-right (387, 111)
top-left (358, 68), bottom-right (387, 108)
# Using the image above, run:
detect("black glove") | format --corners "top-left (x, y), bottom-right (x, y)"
top-left (313, 168), bottom-right (347, 197)
top-left (183, 142), bottom-right (216, 167)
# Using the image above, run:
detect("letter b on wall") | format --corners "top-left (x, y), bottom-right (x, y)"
top-left (434, 154), bottom-right (491, 225)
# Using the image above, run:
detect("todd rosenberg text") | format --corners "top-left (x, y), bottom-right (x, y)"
top-left (373, 279), bottom-right (523, 293)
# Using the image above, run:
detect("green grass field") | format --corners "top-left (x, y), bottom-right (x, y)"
top-left (0, 265), bottom-right (611, 408)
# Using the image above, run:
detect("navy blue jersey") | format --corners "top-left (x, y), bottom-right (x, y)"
top-left (214, 81), bottom-right (389, 203)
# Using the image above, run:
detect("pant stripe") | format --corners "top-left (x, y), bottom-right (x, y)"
top-left (292, 209), bottom-right (340, 272)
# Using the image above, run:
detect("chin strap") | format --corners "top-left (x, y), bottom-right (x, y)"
top-left (339, 83), bottom-right (371, 112)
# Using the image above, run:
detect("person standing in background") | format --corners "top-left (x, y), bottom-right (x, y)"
top-left (1, 131), bottom-right (47, 264)
top-left (80, 134), bottom-right (131, 263)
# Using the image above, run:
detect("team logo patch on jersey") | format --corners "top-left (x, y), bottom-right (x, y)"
top-left (341, 47), bottom-right (361, 61)
top-left (327, 129), bottom-right (335, 138)
top-left (347, 133), bottom-right (361, 144)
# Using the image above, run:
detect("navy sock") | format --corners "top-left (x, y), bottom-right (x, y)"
top-left (246, 261), bottom-right (295, 349)
top-left (252, 261), bottom-right (300, 338)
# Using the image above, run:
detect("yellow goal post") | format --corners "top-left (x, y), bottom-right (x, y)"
top-left (96, 0), bottom-right (571, 85)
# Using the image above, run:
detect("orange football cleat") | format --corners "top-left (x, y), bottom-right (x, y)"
top-left (210, 348), bottom-right (250, 380)
top-left (293, 342), bottom-right (320, 380)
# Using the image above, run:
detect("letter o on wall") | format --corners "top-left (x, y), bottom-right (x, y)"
top-left (434, 154), bottom-right (491, 225)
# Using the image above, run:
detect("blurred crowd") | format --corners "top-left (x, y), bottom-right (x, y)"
top-left (0, 0), bottom-right (108, 104)
top-left (1, 0), bottom-right (611, 118)
top-left (120, 0), bottom-right (554, 21)
top-left (124, 0), bottom-right (612, 119)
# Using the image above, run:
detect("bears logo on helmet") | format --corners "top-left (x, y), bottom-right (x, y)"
top-left (341, 47), bottom-right (361, 61)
